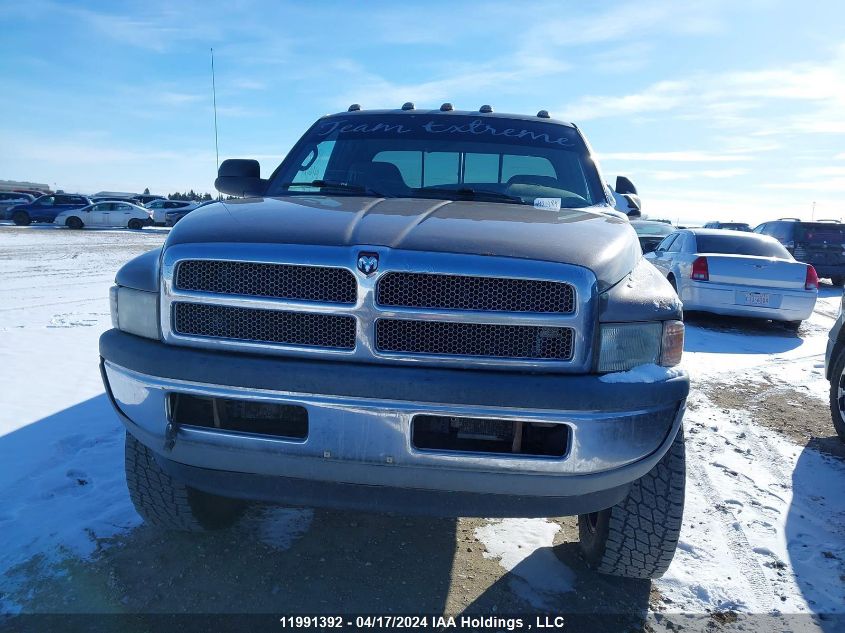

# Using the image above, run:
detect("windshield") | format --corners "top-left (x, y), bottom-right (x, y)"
top-left (696, 234), bottom-right (792, 258)
top-left (632, 222), bottom-right (674, 237)
top-left (266, 114), bottom-right (605, 207)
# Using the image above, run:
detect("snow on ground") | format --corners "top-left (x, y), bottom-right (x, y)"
top-left (1, 225), bottom-right (844, 619)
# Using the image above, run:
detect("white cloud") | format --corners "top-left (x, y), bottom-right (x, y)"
top-left (598, 151), bottom-right (753, 163)
top-left (558, 44), bottom-right (845, 136)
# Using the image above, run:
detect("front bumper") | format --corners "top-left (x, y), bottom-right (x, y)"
top-left (100, 329), bottom-right (688, 517)
top-left (679, 279), bottom-right (816, 321)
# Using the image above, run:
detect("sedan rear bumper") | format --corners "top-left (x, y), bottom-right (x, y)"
top-left (679, 279), bottom-right (816, 321)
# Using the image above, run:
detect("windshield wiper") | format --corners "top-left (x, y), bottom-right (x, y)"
top-left (281, 180), bottom-right (389, 197)
top-left (417, 187), bottom-right (526, 205)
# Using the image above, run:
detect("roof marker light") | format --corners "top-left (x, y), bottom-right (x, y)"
top-left (440, 103), bottom-right (454, 111)
top-left (537, 110), bottom-right (551, 118)
top-left (401, 102), bottom-right (415, 111)
top-left (479, 105), bottom-right (493, 113)
top-left (347, 104), bottom-right (361, 112)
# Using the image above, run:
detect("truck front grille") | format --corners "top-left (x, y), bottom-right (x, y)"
top-left (375, 319), bottom-right (574, 360)
top-left (175, 260), bottom-right (356, 304)
top-left (377, 272), bottom-right (575, 313)
top-left (162, 247), bottom-right (591, 370)
top-left (173, 302), bottom-right (356, 350)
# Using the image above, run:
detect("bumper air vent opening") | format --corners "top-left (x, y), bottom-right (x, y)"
top-left (168, 393), bottom-right (308, 440)
top-left (411, 415), bottom-right (569, 457)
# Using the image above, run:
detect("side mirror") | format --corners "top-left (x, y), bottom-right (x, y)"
top-left (615, 176), bottom-right (638, 195)
top-left (214, 159), bottom-right (268, 197)
top-left (623, 194), bottom-right (642, 218)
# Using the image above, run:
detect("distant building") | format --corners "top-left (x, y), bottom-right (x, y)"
top-left (92, 191), bottom-right (140, 198)
top-left (0, 179), bottom-right (51, 193)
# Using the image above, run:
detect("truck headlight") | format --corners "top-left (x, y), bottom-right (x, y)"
top-left (598, 320), bottom-right (684, 372)
top-left (109, 286), bottom-right (159, 339)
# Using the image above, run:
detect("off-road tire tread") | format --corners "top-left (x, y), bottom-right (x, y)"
top-left (581, 427), bottom-right (685, 579)
top-left (125, 433), bottom-right (243, 531)
top-left (828, 353), bottom-right (845, 441)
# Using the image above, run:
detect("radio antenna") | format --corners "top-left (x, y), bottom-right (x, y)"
top-left (211, 48), bottom-right (220, 172)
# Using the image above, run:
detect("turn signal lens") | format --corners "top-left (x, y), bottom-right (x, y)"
top-left (660, 320), bottom-right (685, 367)
top-left (691, 256), bottom-right (709, 281)
top-left (805, 265), bottom-right (819, 290)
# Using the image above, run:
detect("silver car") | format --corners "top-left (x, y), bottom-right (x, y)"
top-left (645, 228), bottom-right (818, 330)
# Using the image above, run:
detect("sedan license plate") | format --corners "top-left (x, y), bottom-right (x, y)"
top-left (742, 292), bottom-right (770, 306)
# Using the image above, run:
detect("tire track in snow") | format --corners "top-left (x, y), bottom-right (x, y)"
top-left (686, 457), bottom-right (777, 612)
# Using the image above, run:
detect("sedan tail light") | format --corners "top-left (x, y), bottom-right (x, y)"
top-left (805, 265), bottom-right (819, 290)
top-left (691, 256), bottom-right (709, 281)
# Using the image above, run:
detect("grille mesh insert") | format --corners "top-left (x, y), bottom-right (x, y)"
top-left (377, 272), bottom-right (575, 313)
top-left (175, 260), bottom-right (356, 304)
top-left (173, 303), bottom-right (356, 350)
top-left (376, 319), bottom-right (574, 360)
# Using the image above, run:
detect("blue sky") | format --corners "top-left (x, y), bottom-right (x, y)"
top-left (1, 0), bottom-right (844, 224)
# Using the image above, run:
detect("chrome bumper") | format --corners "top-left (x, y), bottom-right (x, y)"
top-left (103, 360), bottom-right (684, 501)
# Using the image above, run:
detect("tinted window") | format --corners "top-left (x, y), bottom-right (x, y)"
top-left (656, 234), bottom-right (677, 251)
top-left (695, 234), bottom-right (791, 258)
top-left (268, 114), bottom-right (603, 207)
top-left (762, 222), bottom-right (794, 241)
top-left (667, 233), bottom-right (685, 252)
top-left (36, 196), bottom-right (55, 206)
top-left (795, 223), bottom-right (845, 244)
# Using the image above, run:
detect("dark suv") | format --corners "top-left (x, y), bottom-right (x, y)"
top-left (755, 219), bottom-right (845, 285)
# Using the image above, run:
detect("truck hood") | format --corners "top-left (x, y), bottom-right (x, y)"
top-left (166, 196), bottom-right (641, 289)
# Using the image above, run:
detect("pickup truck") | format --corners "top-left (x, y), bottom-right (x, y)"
top-left (100, 105), bottom-right (689, 579)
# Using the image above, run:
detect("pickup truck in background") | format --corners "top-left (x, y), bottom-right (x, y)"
top-left (100, 105), bottom-right (689, 579)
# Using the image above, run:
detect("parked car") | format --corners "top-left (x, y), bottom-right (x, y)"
top-left (755, 219), bottom-right (845, 285)
top-left (145, 199), bottom-right (197, 225)
top-left (102, 104), bottom-right (689, 580)
top-left (0, 192), bottom-right (34, 219)
top-left (54, 201), bottom-right (153, 230)
top-left (825, 297), bottom-right (845, 441)
top-left (703, 221), bottom-right (752, 232)
top-left (631, 220), bottom-right (675, 253)
top-left (165, 199), bottom-right (216, 226)
top-left (8, 193), bottom-right (91, 225)
top-left (133, 194), bottom-right (166, 205)
top-left (645, 228), bottom-right (818, 330)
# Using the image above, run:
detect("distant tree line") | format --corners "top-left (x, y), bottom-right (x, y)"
top-left (167, 190), bottom-right (214, 201)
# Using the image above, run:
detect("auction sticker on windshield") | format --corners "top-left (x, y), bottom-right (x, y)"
top-left (533, 197), bottom-right (561, 211)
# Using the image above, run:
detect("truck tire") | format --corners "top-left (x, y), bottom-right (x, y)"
top-left (828, 351), bottom-right (845, 442)
top-left (124, 432), bottom-right (245, 531)
top-left (66, 216), bottom-right (83, 230)
top-left (12, 211), bottom-right (30, 226)
top-left (578, 426), bottom-right (685, 579)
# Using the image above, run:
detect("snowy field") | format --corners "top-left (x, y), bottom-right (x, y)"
top-left (1, 225), bottom-right (844, 629)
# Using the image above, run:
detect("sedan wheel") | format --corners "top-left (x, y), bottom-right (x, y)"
top-left (128, 218), bottom-right (143, 230)
top-left (66, 216), bottom-right (83, 230)
top-left (829, 352), bottom-right (845, 442)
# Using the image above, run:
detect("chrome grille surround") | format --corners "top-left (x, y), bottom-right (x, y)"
top-left (175, 260), bottom-right (356, 304)
top-left (160, 243), bottom-right (597, 371)
top-left (377, 272), bottom-right (575, 313)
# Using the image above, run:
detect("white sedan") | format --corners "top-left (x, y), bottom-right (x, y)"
top-left (645, 228), bottom-right (818, 330)
top-left (54, 201), bottom-right (153, 230)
